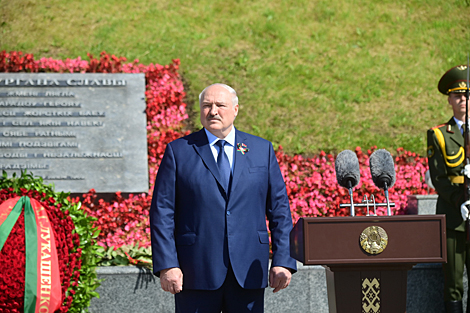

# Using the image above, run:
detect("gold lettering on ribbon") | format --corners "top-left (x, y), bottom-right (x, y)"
top-left (36, 206), bottom-right (48, 219)
top-left (0, 204), bottom-right (14, 223)
top-left (39, 306), bottom-right (50, 313)
top-left (38, 212), bottom-right (52, 312)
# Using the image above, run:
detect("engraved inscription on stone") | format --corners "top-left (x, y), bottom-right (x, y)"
top-left (0, 73), bottom-right (148, 193)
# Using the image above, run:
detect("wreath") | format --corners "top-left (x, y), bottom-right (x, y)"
top-left (0, 171), bottom-right (101, 312)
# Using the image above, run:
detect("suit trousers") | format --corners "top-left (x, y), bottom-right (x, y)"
top-left (444, 229), bottom-right (470, 301)
top-left (174, 264), bottom-right (265, 313)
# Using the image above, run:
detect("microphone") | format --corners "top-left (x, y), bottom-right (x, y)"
top-left (369, 149), bottom-right (396, 215)
top-left (335, 150), bottom-right (360, 188)
top-left (335, 150), bottom-right (360, 216)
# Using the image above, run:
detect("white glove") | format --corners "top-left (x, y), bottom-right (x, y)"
top-left (424, 170), bottom-right (435, 189)
top-left (463, 164), bottom-right (470, 179)
top-left (461, 200), bottom-right (470, 221)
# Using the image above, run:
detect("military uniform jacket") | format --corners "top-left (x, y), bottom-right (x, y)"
top-left (427, 117), bottom-right (466, 231)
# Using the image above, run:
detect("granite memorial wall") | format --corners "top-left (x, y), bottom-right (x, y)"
top-left (0, 73), bottom-right (148, 193)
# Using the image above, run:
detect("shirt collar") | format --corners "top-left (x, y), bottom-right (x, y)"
top-left (204, 127), bottom-right (236, 147)
top-left (454, 116), bottom-right (466, 131)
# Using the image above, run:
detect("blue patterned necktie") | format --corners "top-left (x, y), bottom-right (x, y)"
top-left (215, 140), bottom-right (230, 191)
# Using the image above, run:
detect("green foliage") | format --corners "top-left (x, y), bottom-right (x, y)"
top-left (98, 244), bottom-right (152, 269)
top-left (0, 171), bottom-right (102, 312)
top-left (67, 202), bottom-right (103, 312)
top-left (1, 0), bottom-right (470, 155)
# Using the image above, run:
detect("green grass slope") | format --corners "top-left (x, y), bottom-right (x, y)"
top-left (1, 0), bottom-right (470, 155)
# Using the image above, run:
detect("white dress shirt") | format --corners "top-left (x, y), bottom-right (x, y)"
top-left (454, 116), bottom-right (468, 135)
top-left (204, 127), bottom-right (236, 172)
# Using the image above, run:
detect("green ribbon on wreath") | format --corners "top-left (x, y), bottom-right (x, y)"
top-left (0, 196), bottom-right (38, 313)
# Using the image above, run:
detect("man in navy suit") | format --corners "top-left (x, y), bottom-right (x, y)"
top-left (150, 83), bottom-right (297, 313)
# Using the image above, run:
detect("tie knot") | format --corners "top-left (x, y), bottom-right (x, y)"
top-left (216, 140), bottom-right (226, 148)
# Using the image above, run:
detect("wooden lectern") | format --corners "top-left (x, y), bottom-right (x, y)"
top-left (290, 215), bottom-right (446, 313)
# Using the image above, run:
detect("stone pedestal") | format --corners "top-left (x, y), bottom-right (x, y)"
top-left (406, 194), bottom-right (438, 215)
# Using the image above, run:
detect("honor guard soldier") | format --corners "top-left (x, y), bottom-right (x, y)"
top-left (428, 65), bottom-right (470, 313)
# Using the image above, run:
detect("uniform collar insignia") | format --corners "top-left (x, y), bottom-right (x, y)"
top-left (447, 124), bottom-right (454, 134)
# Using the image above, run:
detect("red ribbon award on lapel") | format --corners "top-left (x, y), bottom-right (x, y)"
top-left (0, 196), bottom-right (62, 313)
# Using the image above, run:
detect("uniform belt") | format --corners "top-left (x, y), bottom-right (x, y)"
top-left (449, 175), bottom-right (464, 184)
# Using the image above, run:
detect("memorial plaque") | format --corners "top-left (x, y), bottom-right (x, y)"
top-left (0, 73), bottom-right (148, 193)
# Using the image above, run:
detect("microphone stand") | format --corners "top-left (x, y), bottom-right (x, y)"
top-left (384, 182), bottom-right (392, 216)
top-left (348, 180), bottom-right (355, 217)
top-left (341, 179), bottom-right (395, 216)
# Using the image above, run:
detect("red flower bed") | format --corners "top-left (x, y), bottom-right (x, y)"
top-left (0, 50), bottom-right (434, 254)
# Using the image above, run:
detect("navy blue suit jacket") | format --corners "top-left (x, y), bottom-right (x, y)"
top-left (150, 128), bottom-right (297, 290)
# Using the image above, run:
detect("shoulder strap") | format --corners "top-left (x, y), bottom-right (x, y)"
top-left (431, 123), bottom-right (446, 130)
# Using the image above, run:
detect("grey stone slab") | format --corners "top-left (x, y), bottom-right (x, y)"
top-left (90, 267), bottom-right (174, 313)
top-left (0, 73), bottom-right (148, 193)
top-left (265, 264), bottom-right (328, 313)
top-left (406, 263), bottom-right (445, 313)
top-left (90, 262), bottom-right (456, 313)
top-left (407, 263), bottom-right (468, 313)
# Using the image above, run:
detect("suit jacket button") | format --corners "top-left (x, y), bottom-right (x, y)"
top-left (226, 211), bottom-right (231, 216)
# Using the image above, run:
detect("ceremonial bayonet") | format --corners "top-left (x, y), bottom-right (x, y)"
top-left (465, 54), bottom-right (470, 240)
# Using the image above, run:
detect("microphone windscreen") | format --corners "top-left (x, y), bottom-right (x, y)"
top-left (335, 150), bottom-right (360, 189)
top-left (369, 149), bottom-right (396, 189)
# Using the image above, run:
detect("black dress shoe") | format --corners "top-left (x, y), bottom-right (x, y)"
top-left (445, 300), bottom-right (463, 313)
